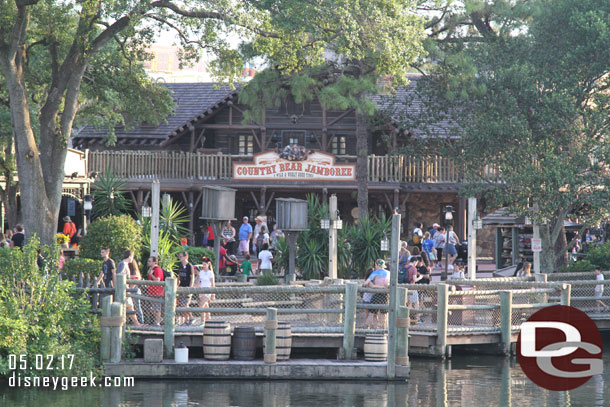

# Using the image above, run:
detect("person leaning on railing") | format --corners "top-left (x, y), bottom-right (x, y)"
top-left (147, 256), bottom-right (165, 327)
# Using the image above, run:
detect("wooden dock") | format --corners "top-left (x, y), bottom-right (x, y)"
top-left (105, 358), bottom-right (409, 381)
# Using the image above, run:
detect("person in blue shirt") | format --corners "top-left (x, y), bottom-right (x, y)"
top-left (365, 259), bottom-right (390, 329)
top-left (238, 216), bottom-right (253, 255)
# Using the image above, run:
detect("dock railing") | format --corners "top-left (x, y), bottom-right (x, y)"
top-left (92, 276), bottom-right (583, 362)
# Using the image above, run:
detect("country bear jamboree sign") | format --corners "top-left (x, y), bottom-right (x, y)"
top-left (232, 151), bottom-right (356, 181)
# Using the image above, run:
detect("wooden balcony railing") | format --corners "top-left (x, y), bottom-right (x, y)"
top-left (88, 151), bottom-right (461, 183)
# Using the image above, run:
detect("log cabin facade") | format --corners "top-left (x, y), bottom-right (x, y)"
top-left (73, 76), bottom-right (473, 245)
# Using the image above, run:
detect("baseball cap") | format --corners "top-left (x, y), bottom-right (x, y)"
top-left (375, 259), bottom-right (386, 268)
top-left (243, 216), bottom-right (249, 220)
top-left (433, 223), bottom-right (440, 228)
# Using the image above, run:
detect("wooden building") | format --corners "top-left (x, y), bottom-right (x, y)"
top-left (73, 76), bottom-right (469, 243)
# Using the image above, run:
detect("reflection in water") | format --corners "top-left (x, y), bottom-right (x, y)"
top-left (2, 352), bottom-right (609, 407)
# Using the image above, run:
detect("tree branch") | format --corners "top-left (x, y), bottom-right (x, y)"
top-left (150, 0), bottom-right (279, 38)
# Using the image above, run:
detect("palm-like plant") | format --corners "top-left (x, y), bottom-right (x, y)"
top-left (347, 213), bottom-right (391, 276)
top-left (297, 238), bottom-right (328, 280)
top-left (139, 196), bottom-right (190, 243)
top-left (91, 168), bottom-right (132, 218)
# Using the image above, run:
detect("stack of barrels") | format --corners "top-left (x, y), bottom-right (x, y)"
top-left (203, 320), bottom-right (293, 361)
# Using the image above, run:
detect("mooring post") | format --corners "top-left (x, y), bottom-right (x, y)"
top-left (164, 276), bottom-right (177, 358)
top-left (100, 295), bottom-right (112, 362)
top-left (500, 291), bottom-right (513, 355)
top-left (109, 302), bottom-right (124, 363)
top-left (534, 273), bottom-right (548, 303)
top-left (387, 212), bottom-right (401, 379)
top-left (342, 282), bottom-right (358, 360)
top-left (396, 287), bottom-right (409, 366)
top-left (264, 308), bottom-right (278, 364)
top-left (115, 273), bottom-right (127, 332)
top-left (436, 284), bottom-right (449, 357)
top-left (560, 284), bottom-right (571, 306)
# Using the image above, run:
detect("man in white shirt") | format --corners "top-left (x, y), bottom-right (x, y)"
top-left (257, 243), bottom-right (275, 274)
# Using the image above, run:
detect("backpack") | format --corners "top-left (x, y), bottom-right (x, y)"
top-left (413, 234), bottom-right (421, 245)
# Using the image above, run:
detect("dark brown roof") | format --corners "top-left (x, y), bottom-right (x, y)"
top-left (73, 83), bottom-right (236, 146)
top-left (372, 75), bottom-right (458, 139)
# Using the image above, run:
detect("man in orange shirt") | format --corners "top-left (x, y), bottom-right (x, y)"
top-left (62, 216), bottom-right (77, 245)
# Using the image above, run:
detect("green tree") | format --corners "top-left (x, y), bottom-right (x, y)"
top-left (238, 0), bottom-right (426, 220)
top-left (402, 0), bottom-right (610, 272)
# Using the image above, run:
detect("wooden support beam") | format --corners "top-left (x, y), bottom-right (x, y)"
top-left (383, 192), bottom-right (393, 213)
top-left (259, 187), bottom-right (267, 214)
top-left (189, 127), bottom-right (195, 152)
top-left (393, 188), bottom-right (399, 211)
top-left (194, 128), bottom-right (206, 149)
top-left (327, 108), bottom-right (355, 127)
top-left (229, 105), bottom-right (233, 126)
top-left (321, 108), bottom-right (327, 152)
top-left (264, 308), bottom-right (278, 364)
top-left (263, 192), bottom-right (275, 214)
top-left (251, 129), bottom-right (263, 151)
top-left (249, 191), bottom-right (260, 210)
top-left (341, 282), bottom-right (358, 360)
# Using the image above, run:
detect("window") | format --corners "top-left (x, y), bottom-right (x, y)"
top-left (288, 137), bottom-right (299, 145)
top-left (331, 136), bottom-right (346, 155)
top-left (237, 135), bottom-right (254, 155)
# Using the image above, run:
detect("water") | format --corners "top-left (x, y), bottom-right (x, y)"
top-left (2, 353), bottom-right (609, 406)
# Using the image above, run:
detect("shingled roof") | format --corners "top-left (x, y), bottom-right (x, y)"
top-left (372, 75), bottom-right (459, 139)
top-left (73, 83), bottom-right (236, 147)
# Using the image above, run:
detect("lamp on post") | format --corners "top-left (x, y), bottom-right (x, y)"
top-left (442, 205), bottom-right (454, 281)
top-left (83, 194), bottom-right (93, 234)
top-left (473, 213), bottom-right (483, 230)
top-left (200, 185), bottom-right (237, 276)
top-left (142, 203), bottom-right (152, 218)
top-left (380, 232), bottom-right (390, 252)
top-left (321, 218), bottom-right (330, 229)
top-left (276, 198), bottom-right (308, 282)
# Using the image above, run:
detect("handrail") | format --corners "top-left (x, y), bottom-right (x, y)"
top-left (88, 150), bottom-right (462, 184)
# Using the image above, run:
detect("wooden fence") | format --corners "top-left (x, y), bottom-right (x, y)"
top-left (88, 150), bottom-right (461, 183)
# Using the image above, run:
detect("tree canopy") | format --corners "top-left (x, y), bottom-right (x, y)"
top-left (399, 0), bottom-right (610, 271)
top-left (0, 0), bottom-right (425, 244)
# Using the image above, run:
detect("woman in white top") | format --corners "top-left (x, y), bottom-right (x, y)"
top-left (195, 258), bottom-right (216, 323)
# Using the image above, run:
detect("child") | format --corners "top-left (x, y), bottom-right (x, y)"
top-left (239, 254), bottom-right (252, 277)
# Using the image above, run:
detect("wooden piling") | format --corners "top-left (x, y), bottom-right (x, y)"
top-left (342, 282), bottom-right (358, 360)
top-left (396, 288), bottom-right (409, 366)
top-left (110, 302), bottom-right (124, 363)
top-left (264, 308), bottom-right (278, 364)
top-left (115, 273), bottom-right (127, 330)
top-left (100, 295), bottom-right (112, 362)
top-left (387, 212), bottom-right (401, 379)
top-left (436, 284), bottom-right (449, 357)
top-left (561, 284), bottom-right (571, 306)
top-left (500, 291), bottom-right (513, 355)
top-left (164, 277), bottom-right (177, 358)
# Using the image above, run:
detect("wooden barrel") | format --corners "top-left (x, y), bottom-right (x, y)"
top-left (264, 321), bottom-right (292, 361)
top-left (364, 334), bottom-right (387, 362)
top-left (203, 320), bottom-right (231, 360)
top-left (232, 327), bottom-right (256, 360)
top-left (276, 321), bottom-right (292, 361)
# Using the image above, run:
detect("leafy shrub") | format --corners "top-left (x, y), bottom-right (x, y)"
top-left (584, 242), bottom-right (610, 269)
top-left (79, 215), bottom-right (142, 263)
top-left (256, 269), bottom-right (279, 285)
top-left (182, 246), bottom-right (216, 264)
top-left (62, 257), bottom-right (103, 280)
top-left (0, 238), bottom-right (99, 378)
top-left (561, 260), bottom-right (595, 273)
top-left (142, 230), bottom-right (178, 272)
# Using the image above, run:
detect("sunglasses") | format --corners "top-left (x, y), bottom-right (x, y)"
top-left (201, 257), bottom-right (211, 262)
